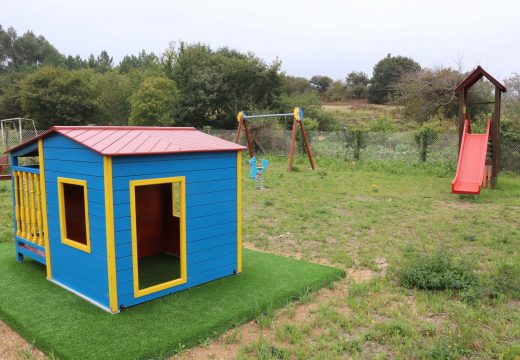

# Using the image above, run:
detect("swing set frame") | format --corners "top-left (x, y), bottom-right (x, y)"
top-left (234, 107), bottom-right (315, 172)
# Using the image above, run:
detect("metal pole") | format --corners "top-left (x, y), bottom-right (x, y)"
top-left (242, 113), bottom-right (293, 120)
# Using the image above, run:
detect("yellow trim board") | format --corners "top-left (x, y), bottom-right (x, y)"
top-left (38, 139), bottom-right (52, 279)
top-left (237, 150), bottom-right (242, 273)
top-left (129, 177), bottom-right (187, 298)
top-left (57, 177), bottom-right (91, 253)
top-left (103, 157), bottom-right (119, 313)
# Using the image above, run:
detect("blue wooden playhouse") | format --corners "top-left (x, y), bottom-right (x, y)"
top-left (6, 126), bottom-right (246, 313)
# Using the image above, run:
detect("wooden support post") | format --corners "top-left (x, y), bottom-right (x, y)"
top-left (492, 87), bottom-right (501, 188)
top-left (234, 122), bottom-right (242, 143)
top-left (243, 120), bottom-right (254, 159)
top-left (288, 118), bottom-right (298, 172)
top-left (299, 120), bottom-right (315, 170)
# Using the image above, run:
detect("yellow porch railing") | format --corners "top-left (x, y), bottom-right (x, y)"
top-left (13, 169), bottom-right (45, 247)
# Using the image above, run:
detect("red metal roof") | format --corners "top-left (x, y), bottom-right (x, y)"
top-left (7, 126), bottom-right (246, 156)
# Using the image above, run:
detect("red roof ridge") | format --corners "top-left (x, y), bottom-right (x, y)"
top-left (51, 125), bottom-right (197, 131)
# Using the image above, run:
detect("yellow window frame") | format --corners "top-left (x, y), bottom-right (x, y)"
top-left (129, 176), bottom-right (187, 298)
top-left (57, 177), bottom-right (91, 253)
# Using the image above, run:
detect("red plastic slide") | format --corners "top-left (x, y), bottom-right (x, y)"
top-left (451, 119), bottom-right (491, 194)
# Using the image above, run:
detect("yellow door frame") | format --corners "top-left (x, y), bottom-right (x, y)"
top-left (129, 176), bottom-right (187, 298)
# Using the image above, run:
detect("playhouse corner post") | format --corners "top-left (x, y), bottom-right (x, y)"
top-left (237, 150), bottom-right (242, 273)
top-left (103, 156), bottom-right (119, 313)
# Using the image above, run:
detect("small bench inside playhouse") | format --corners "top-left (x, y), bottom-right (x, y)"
top-left (6, 126), bottom-right (246, 313)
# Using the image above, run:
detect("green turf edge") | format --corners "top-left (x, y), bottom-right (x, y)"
top-left (0, 245), bottom-right (345, 360)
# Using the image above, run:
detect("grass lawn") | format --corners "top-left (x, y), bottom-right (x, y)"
top-left (0, 242), bottom-right (343, 360)
top-left (1, 154), bottom-right (520, 359)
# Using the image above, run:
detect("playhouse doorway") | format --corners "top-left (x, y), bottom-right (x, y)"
top-left (130, 177), bottom-right (186, 297)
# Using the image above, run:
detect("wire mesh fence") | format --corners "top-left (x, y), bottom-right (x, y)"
top-left (207, 128), bottom-right (520, 174)
top-left (1, 128), bottom-right (519, 174)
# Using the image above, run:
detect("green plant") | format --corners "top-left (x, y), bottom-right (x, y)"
top-left (398, 251), bottom-right (478, 291)
top-left (414, 124), bottom-right (440, 162)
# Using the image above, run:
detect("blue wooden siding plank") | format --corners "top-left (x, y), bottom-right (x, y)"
top-left (187, 233), bottom-right (236, 253)
top-left (44, 159), bottom-right (104, 177)
top-left (187, 211), bottom-right (237, 231)
top-left (187, 201), bottom-right (236, 219)
top-left (189, 243), bottom-right (236, 265)
top-left (116, 255), bottom-right (132, 271)
top-left (189, 254), bottom-right (236, 276)
top-left (46, 185), bottom-right (105, 204)
top-left (52, 257), bottom-right (109, 292)
top-left (45, 174), bottom-right (104, 191)
top-left (113, 151), bottom-right (235, 164)
top-left (112, 204), bottom-right (235, 233)
top-left (47, 203), bottom-right (106, 226)
top-left (187, 179), bottom-right (237, 196)
top-left (187, 189), bottom-right (236, 207)
top-left (112, 157), bottom-right (236, 178)
top-left (46, 204), bottom-right (105, 227)
top-left (44, 147), bottom-right (102, 162)
top-left (189, 221), bottom-right (237, 242)
top-left (48, 222), bottom-right (107, 256)
top-left (112, 168), bottom-right (236, 189)
top-left (44, 133), bottom-right (88, 149)
top-left (52, 266), bottom-right (109, 307)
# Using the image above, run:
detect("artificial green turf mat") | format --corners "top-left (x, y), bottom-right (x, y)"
top-left (0, 243), bottom-right (344, 360)
top-left (138, 253), bottom-right (181, 289)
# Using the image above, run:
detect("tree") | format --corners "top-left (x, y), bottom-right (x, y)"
top-left (20, 67), bottom-right (98, 128)
top-left (164, 42), bottom-right (282, 128)
top-left (118, 50), bottom-right (161, 74)
top-left (0, 25), bottom-right (63, 72)
top-left (503, 74), bottom-right (520, 128)
top-left (324, 80), bottom-right (347, 102)
top-left (281, 75), bottom-right (311, 95)
top-left (368, 54), bottom-right (421, 104)
top-left (346, 71), bottom-right (369, 87)
top-left (345, 71), bottom-right (369, 99)
top-left (94, 71), bottom-right (132, 125)
top-left (393, 66), bottom-right (463, 123)
top-left (128, 77), bottom-right (180, 126)
top-left (310, 75), bottom-right (333, 94)
top-left (87, 50), bottom-right (113, 72)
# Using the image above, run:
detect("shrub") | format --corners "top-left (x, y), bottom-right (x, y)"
top-left (414, 124), bottom-right (440, 162)
top-left (398, 251), bottom-right (478, 291)
top-left (370, 115), bottom-right (395, 132)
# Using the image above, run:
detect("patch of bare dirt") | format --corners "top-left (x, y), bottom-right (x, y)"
top-left (347, 268), bottom-right (377, 283)
top-left (0, 320), bottom-right (46, 360)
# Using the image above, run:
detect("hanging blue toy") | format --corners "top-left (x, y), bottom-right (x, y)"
top-left (249, 157), bottom-right (269, 189)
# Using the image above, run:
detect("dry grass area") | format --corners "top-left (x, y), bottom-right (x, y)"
top-left (322, 100), bottom-right (415, 131)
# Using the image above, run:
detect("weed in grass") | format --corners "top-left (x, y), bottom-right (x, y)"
top-left (463, 234), bottom-right (476, 242)
top-left (263, 199), bottom-right (275, 207)
top-left (243, 338), bottom-right (289, 360)
top-left (398, 250), bottom-right (478, 292)
top-left (291, 286), bottom-right (316, 304)
top-left (503, 344), bottom-right (520, 360)
top-left (224, 330), bottom-right (240, 344)
top-left (275, 323), bottom-right (302, 345)
top-left (345, 339), bottom-right (363, 354)
top-left (255, 306), bottom-right (275, 329)
top-left (364, 320), bottom-right (413, 344)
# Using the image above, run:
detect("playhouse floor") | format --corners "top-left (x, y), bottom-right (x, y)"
top-left (138, 253), bottom-right (181, 289)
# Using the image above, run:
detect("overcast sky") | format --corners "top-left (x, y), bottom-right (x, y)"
top-left (2, 0), bottom-right (519, 80)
